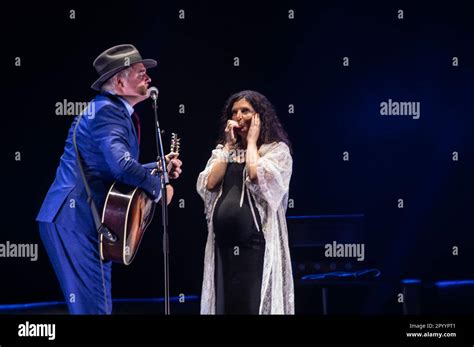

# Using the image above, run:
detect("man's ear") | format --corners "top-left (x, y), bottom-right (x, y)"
top-left (117, 77), bottom-right (125, 88)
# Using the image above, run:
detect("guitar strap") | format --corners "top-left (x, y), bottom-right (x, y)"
top-left (72, 93), bottom-right (119, 243)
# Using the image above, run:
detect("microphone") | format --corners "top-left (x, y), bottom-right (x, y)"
top-left (148, 86), bottom-right (159, 101)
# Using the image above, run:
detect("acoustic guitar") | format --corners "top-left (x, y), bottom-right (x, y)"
top-left (100, 133), bottom-right (181, 265)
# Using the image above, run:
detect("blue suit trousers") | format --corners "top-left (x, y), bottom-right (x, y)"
top-left (38, 217), bottom-right (112, 314)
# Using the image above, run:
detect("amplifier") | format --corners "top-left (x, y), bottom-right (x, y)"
top-left (287, 214), bottom-right (369, 277)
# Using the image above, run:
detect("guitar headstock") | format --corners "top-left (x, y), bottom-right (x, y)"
top-left (170, 133), bottom-right (181, 154)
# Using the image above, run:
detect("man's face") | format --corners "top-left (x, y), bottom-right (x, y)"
top-left (119, 63), bottom-right (151, 97)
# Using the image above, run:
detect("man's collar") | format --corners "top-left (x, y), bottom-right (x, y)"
top-left (104, 91), bottom-right (134, 117)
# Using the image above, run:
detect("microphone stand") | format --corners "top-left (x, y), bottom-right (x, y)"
top-left (151, 95), bottom-right (171, 315)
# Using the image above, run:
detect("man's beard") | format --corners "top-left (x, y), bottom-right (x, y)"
top-left (137, 85), bottom-right (148, 95)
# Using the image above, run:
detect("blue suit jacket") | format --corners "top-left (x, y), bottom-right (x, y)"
top-left (37, 93), bottom-right (161, 224)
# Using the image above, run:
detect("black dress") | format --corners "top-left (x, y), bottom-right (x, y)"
top-left (212, 162), bottom-right (265, 314)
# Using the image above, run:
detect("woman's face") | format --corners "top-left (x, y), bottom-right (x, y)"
top-left (231, 98), bottom-right (256, 136)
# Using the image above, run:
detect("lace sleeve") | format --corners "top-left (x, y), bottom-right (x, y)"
top-left (247, 142), bottom-right (293, 211)
top-left (196, 144), bottom-right (228, 219)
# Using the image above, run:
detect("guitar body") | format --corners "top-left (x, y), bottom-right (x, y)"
top-left (100, 182), bottom-right (155, 265)
top-left (100, 132), bottom-right (180, 265)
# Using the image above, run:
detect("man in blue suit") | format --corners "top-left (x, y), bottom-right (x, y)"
top-left (36, 44), bottom-right (182, 314)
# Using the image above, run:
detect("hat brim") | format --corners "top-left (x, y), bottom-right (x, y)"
top-left (91, 59), bottom-right (157, 91)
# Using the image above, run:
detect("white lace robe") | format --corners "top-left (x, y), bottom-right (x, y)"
top-left (196, 141), bottom-right (295, 314)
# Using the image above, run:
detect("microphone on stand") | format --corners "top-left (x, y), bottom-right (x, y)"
top-left (148, 84), bottom-right (171, 314)
top-left (148, 86), bottom-right (159, 101)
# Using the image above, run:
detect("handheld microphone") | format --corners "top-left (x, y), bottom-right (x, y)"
top-left (148, 86), bottom-right (159, 101)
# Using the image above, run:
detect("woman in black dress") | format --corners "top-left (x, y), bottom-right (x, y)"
top-left (212, 146), bottom-right (264, 314)
top-left (197, 90), bottom-right (294, 314)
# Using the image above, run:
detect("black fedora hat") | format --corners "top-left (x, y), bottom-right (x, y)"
top-left (91, 44), bottom-right (157, 91)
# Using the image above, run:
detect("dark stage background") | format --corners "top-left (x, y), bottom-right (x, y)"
top-left (1, 0), bottom-right (473, 315)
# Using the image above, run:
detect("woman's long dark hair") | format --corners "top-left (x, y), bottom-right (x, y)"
top-left (216, 90), bottom-right (292, 152)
